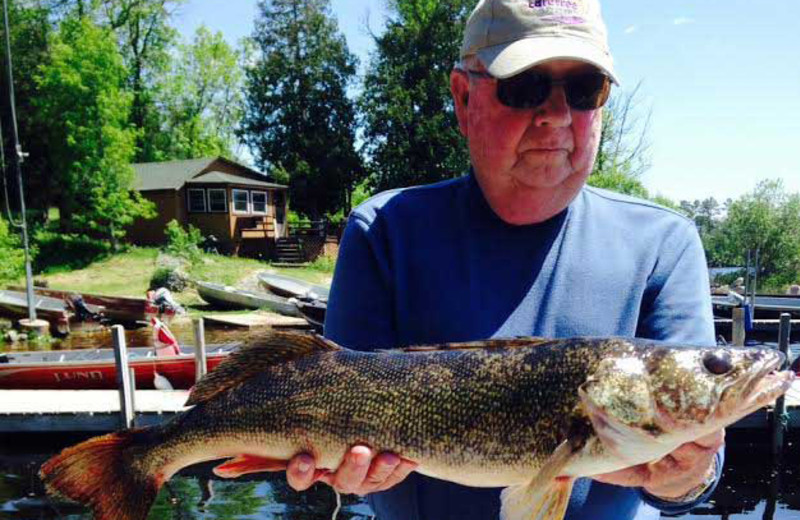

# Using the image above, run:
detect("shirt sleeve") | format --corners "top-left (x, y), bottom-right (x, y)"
top-left (636, 220), bottom-right (716, 346)
top-left (323, 212), bottom-right (397, 351)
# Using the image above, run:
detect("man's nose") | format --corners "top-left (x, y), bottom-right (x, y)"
top-left (532, 85), bottom-right (572, 128)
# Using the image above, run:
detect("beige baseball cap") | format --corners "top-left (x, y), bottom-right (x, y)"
top-left (460, 0), bottom-right (618, 83)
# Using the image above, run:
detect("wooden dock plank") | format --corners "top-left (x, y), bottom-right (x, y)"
top-left (203, 311), bottom-right (310, 329)
top-left (0, 390), bottom-right (189, 414)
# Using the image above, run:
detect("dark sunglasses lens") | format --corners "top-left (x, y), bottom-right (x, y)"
top-left (565, 73), bottom-right (611, 110)
top-left (497, 72), bottom-right (551, 109)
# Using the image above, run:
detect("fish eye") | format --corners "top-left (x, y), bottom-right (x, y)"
top-left (703, 351), bottom-right (733, 375)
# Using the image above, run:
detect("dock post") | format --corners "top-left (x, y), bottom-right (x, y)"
top-left (194, 318), bottom-right (207, 382)
top-left (732, 307), bottom-right (746, 346)
top-left (772, 313), bottom-right (792, 458)
top-left (111, 325), bottom-right (135, 429)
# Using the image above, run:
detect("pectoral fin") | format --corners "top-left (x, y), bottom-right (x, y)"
top-left (213, 455), bottom-right (288, 478)
top-left (500, 440), bottom-right (577, 520)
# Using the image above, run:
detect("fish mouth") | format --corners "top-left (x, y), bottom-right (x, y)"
top-left (719, 352), bottom-right (795, 423)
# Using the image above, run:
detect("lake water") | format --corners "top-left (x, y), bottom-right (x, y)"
top-left (1, 431), bottom-right (798, 520)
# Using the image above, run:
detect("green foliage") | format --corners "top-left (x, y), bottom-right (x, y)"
top-left (34, 17), bottom-right (155, 244)
top-left (360, 0), bottom-right (472, 192)
top-left (0, 218), bottom-right (26, 282)
top-left (150, 25), bottom-right (243, 160)
top-left (33, 229), bottom-right (111, 273)
top-left (704, 180), bottom-right (800, 288)
top-left (164, 219), bottom-right (204, 263)
top-left (239, 0), bottom-right (364, 218)
top-left (587, 170), bottom-right (649, 198)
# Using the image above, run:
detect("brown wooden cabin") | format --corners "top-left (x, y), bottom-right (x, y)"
top-left (128, 157), bottom-right (288, 257)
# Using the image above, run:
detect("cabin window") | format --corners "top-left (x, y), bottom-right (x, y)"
top-left (251, 191), bottom-right (267, 215)
top-left (208, 189), bottom-right (227, 213)
top-left (232, 189), bottom-right (250, 214)
top-left (187, 189), bottom-right (206, 213)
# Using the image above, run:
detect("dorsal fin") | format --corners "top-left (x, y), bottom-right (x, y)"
top-left (401, 337), bottom-right (555, 352)
top-left (186, 332), bottom-right (342, 406)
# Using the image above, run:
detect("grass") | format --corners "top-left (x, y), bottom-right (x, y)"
top-left (34, 247), bottom-right (159, 297)
top-left (20, 247), bottom-right (335, 302)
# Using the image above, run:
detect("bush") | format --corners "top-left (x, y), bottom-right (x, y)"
top-left (0, 217), bottom-right (27, 282)
top-left (149, 266), bottom-right (189, 292)
top-left (164, 220), bottom-right (204, 264)
top-left (33, 230), bottom-right (109, 273)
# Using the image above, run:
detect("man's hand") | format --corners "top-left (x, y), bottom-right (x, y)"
top-left (593, 430), bottom-right (724, 500)
top-left (286, 445), bottom-right (418, 496)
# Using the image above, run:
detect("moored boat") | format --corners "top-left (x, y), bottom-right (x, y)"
top-left (294, 299), bottom-right (327, 331)
top-left (196, 281), bottom-right (301, 316)
top-left (0, 343), bottom-right (240, 390)
top-left (258, 272), bottom-right (330, 301)
top-left (8, 286), bottom-right (151, 325)
top-left (0, 289), bottom-right (106, 334)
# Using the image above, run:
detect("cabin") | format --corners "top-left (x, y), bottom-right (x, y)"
top-left (128, 157), bottom-right (289, 257)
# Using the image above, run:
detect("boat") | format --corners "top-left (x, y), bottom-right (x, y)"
top-left (294, 299), bottom-right (327, 331)
top-left (0, 343), bottom-right (241, 390)
top-left (258, 272), bottom-right (330, 301)
top-left (0, 289), bottom-right (106, 334)
top-left (196, 281), bottom-right (301, 316)
top-left (8, 286), bottom-right (152, 325)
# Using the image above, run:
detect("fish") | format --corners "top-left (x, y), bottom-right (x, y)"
top-left (39, 332), bottom-right (794, 520)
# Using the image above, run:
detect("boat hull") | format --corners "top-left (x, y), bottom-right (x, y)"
top-left (0, 346), bottom-right (238, 390)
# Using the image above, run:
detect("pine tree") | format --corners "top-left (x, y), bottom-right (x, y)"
top-left (360, 0), bottom-right (473, 192)
top-left (239, 0), bottom-right (363, 219)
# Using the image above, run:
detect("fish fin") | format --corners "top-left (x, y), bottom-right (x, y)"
top-left (187, 332), bottom-right (342, 405)
top-left (39, 428), bottom-right (161, 520)
top-left (402, 337), bottom-right (555, 352)
top-left (213, 455), bottom-right (288, 478)
top-left (500, 439), bottom-right (578, 520)
top-left (501, 477), bottom-right (574, 520)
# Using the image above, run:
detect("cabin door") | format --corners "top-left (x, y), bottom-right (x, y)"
top-left (274, 191), bottom-right (286, 237)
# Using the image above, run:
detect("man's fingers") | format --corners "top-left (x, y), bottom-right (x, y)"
top-left (331, 445), bottom-right (374, 494)
top-left (693, 429), bottom-right (725, 450)
top-left (358, 452), bottom-right (401, 494)
top-left (286, 453), bottom-right (317, 492)
top-left (371, 459), bottom-right (418, 493)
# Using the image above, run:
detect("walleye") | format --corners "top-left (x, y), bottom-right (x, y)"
top-left (40, 332), bottom-right (794, 520)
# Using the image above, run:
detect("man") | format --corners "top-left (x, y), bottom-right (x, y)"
top-left (286, 0), bottom-right (723, 518)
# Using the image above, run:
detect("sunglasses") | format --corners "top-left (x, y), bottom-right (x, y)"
top-left (463, 68), bottom-right (611, 111)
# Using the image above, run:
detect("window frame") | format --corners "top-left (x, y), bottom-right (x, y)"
top-left (251, 190), bottom-right (268, 215)
top-left (187, 188), bottom-right (207, 213)
top-left (207, 188), bottom-right (228, 213)
top-left (232, 188), bottom-right (250, 214)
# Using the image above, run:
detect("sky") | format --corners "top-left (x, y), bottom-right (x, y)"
top-left (172, 0), bottom-right (800, 204)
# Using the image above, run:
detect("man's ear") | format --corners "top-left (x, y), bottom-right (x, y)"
top-left (450, 69), bottom-right (470, 138)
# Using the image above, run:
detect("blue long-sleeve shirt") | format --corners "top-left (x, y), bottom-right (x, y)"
top-left (324, 173), bottom-right (722, 520)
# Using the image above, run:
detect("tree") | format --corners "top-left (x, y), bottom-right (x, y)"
top-left (0, 0), bottom-right (55, 213)
top-left (707, 180), bottom-right (800, 288)
top-left (240, 0), bottom-right (363, 219)
top-left (34, 17), bottom-right (154, 246)
top-left (587, 82), bottom-right (652, 197)
top-left (156, 25), bottom-right (243, 159)
top-left (360, 0), bottom-right (472, 192)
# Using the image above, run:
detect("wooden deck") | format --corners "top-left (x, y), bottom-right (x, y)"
top-left (1, 380), bottom-right (799, 434)
top-left (202, 311), bottom-right (310, 329)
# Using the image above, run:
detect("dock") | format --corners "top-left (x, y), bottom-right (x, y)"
top-left (0, 390), bottom-right (189, 432)
top-left (202, 311), bottom-right (310, 330)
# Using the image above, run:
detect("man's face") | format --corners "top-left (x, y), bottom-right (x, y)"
top-left (451, 59), bottom-right (604, 225)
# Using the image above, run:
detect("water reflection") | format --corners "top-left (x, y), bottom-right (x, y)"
top-left (0, 432), bottom-right (798, 519)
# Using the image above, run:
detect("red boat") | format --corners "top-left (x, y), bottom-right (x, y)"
top-left (0, 343), bottom-right (241, 390)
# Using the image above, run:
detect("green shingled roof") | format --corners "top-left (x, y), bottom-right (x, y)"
top-left (132, 157), bottom-right (287, 191)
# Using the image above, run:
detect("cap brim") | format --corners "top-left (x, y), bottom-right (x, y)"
top-left (477, 37), bottom-right (619, 84)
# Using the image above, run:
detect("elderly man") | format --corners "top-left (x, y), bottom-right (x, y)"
top-left (286, 0), bottom-right (723, 519)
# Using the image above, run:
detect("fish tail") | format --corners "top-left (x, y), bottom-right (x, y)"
top-left (39, 428), bottom-right (163, 520)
